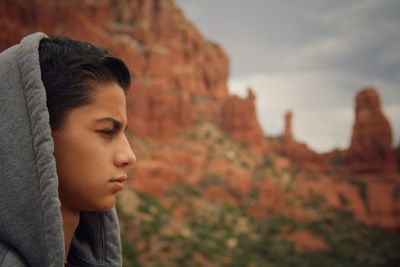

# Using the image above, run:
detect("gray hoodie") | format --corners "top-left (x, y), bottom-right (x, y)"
top-left (0, 33), bottom-right (122, 266)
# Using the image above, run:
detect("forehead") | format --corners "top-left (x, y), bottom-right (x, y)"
top-left (67, 82), bottom-right (128, 125)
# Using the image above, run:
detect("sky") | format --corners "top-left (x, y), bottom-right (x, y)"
top-left (175, 0), bottom-right (400, 152)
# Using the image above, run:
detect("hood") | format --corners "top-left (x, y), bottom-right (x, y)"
top-left (0, 33), bottom-right (122, 267)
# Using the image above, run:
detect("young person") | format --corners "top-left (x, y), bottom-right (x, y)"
top-left (0, 32), bottom-right (136, 266)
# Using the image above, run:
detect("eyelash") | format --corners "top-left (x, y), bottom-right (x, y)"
top-left (98, 129), bottom-right (116, 138)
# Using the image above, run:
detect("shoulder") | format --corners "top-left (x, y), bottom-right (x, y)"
top-left (0, 242), bottom-right (29, 267)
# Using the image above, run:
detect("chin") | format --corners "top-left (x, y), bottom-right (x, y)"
top-left (86, 196), bottom-right (116, 212)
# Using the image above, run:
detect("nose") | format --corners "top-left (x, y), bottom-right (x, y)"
top-left (114, 135), bottom-right (136, 169)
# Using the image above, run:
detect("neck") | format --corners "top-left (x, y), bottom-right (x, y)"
top-left (60, 205), bottom-right (80, 263)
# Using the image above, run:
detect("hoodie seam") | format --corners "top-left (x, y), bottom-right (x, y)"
top-left (0, 245), bottom-right (9, 264)
top-left (17, 32), bottom-right (63, 267)
top-left (100, 213), bottom-right (106, 264)
top-left (17, 41), bottom-right (51, 267)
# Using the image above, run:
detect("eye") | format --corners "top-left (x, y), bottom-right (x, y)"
top-left (98, 129), bottom-right (116, 138)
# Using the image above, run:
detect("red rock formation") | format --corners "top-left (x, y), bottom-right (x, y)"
top-left (0, 0), bottom-right (230, 138)
top-left (123, 0), bottom-right (230, 99)
top-left (271, 111), bottom-right (323, 165)
top-left (0, 1), bottom-right (32, 51)
top-left (367, 180), bottom-right (400, 230)
top-left (220, 88), bottom-right (267, 152)
top-left (127, 85), bottom-right (192, 139)
top-left (345, 87), bottom-right (395, 173)
top-left (203, 187), bottom-right (237, 205)
top-left (395, 145), bottom-right (400, 171)
top-left (283, 110), bottom-right (293, 141)
top-left (256, 178), bottom-right (313, 222)
top-left (225, 169), bottom-right (253, 198)
top-left (295, 176), bottom-right (370, 223)
top-left (129, 159), bottom-right (183, 196)
top-left (284, 142), bottom-right (322, 165)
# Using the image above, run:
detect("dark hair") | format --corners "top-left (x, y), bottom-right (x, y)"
top-left (39, 36), bottom-right (131, 131)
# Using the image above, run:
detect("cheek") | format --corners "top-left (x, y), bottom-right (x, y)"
top-left (53, 132), bottom-right (115, 210)
top-left (55, 134), bottom-right (105, 178)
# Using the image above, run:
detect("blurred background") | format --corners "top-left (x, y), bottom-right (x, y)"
top-left (1, 0), bottom-right (399, 266)
top-left (177, 0), bottom-right (400, 153)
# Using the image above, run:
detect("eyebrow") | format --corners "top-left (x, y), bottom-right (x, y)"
top-left (95, 117), bottom-right (128, 131)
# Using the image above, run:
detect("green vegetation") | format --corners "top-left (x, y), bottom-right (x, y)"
top-left (338, 192), bottom-right (350, 207)
top-left (168, 184), bottom-right (201, 197)
top-left (121, 120), bottom-right (400, 266)
top-left (302, 192), bottom-right (326, 210)
top-left (199, 172), bottom-right (224, 188)
top-left (119, 188), bottom-right (400, 267)
top-left (189, 95), bottom-right (217, 105)
top-left (252, 156), bottom-right (275, 181)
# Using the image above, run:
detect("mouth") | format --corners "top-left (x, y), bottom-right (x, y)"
top-left (110, 174), bottom-right (128, 183)
top-left (109, 174), bottom-right (128, 191)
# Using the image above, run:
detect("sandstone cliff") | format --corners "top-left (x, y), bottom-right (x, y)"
top-left (220, 88), bottom-right (267, 152)
top-left (345, 87), bottom-right (396, 173)
top-left (283, 110), bottom-right (293, 141)
top-left (270, 111), bottom-right (322, 165)
top-left (0, 0), bottom-right (230, 138)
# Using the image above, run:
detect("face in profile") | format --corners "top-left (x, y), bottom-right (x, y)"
top-left (52, 82), bottom-right (136, 212)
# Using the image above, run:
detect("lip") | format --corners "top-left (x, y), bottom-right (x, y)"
top-left (109, 174), bottom-right (127, 192)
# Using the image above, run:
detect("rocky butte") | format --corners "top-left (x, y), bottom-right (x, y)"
top-left (396, 145), bottom-right (400, 171)
top-left (220, 88), bottom-right (267, 152)
top-left (270, 110), bottom-right (323, 167)
top-left (283, 110), bottom-right (293, 141)
top-left (345, 87), bottom-right (396, 173)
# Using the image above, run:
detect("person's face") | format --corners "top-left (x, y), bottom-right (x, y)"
top-left (52, 82), bottom-right (136, 212)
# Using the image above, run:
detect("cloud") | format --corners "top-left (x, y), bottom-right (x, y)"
top-left (281, 37), bottom-right (353, 70)
top-left (176, 2), bottom-right (203, 21)
top-left (302, 0), bottom-right (400, 78)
